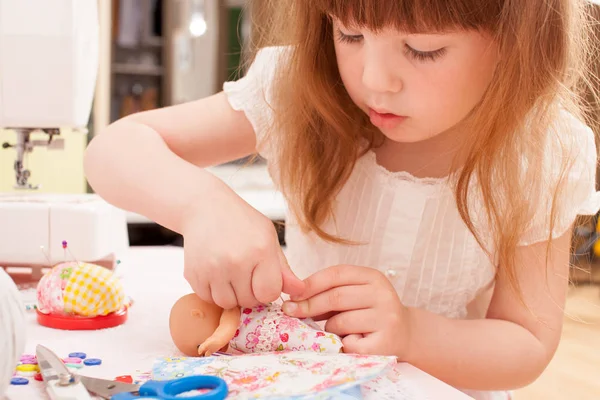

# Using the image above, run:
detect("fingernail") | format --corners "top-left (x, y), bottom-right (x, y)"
top-left (283, 301), bottom-right (297, 314)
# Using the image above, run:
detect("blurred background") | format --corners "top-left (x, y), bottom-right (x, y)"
top-left (0, 0), bottom-right (286, 246)
top-left (2, 0), bottom-right (249, 191)
top-left (0, 1), bottom-right (598, 398)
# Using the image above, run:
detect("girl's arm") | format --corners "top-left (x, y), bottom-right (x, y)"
top-left (404, 229), bottom-right (571, 390)
top-left (84, 92), bottom-right (257, 234)
top-left (85, 91), bottom-right (304, 308)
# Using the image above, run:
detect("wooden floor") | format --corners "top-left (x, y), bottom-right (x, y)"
top-left (513, 283), bottom-right (600, 399)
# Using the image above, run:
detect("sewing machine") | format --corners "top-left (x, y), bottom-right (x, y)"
top-left (0, 0), bottom-right (128, 279)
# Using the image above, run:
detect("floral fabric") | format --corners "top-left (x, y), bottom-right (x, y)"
top-left (152, 351), bottom-right (397, 399)
top-left (229, 303), bottom-right (343, 354)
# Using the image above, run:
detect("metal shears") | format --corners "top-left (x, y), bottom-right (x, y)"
top-left (36, 345), bottom-right (228, 400)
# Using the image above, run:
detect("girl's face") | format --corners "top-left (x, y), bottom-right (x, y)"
top-left (333, 19), bottom-right (499, 143)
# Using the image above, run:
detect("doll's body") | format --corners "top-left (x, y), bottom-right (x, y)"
top-left (230, 303), bottom-right (343, 354)
top-left (169, 294), bottom-right (343, 357)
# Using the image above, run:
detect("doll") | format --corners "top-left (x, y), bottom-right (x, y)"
top-left (169, 294), bottom-right (344, 357)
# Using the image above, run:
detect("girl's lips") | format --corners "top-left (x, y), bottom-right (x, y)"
top-left (369, 108), bottom-right (407, 129)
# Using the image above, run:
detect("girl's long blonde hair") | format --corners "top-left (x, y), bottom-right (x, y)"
top-left (247, 0), bottom-right (599, 296)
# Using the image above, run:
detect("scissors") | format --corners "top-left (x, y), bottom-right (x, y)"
top-left (36, 344), bottom-right (228, 400)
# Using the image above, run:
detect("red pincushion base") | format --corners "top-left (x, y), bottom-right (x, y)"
top-left (36, 307), bottom-right (128, 330)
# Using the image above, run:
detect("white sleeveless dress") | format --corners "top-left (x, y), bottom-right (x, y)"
top-left (222, 46), bottom-right (600, 400)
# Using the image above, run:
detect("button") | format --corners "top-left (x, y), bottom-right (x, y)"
top-left (66, 363), bottom-right (83, 369)
top-left (15, 370), bottom-right (37, 377)
top-left (63, 357), bottom-right (82, 364)
top-left (385, 269), bottom-right (398, 278)
top-left (68, 352), bottom-right (87, 359)
top-left (19, 355), bottom-right (36, 363)
top-left (16, 364), bottom-right (38, 372)
top-left (83, 358), bottom-right (102, 366)
top-left (115, 375), bottom-right (133, 383)
top-left (34, 373), bottom-right (43, 382)
top-left (10, 377), bottom-right (29, 385)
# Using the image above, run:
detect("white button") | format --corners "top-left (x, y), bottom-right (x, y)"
top-left (385, 269), bottom-right (398, 278)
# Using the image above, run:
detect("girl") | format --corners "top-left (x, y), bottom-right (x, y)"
top-left (84, 0), bottom-right (600, 398)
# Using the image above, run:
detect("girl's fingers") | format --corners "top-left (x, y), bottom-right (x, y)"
top-left (191, 278), bottom-right (213, 305)
top-left (312, 311), bottom-right (338, 321)
top-left (231, 271), bottom-right (260, 309)
top-left (342, 332), bottom-right (382, 356)
top-left (324, 309), bottom-right (378, 337)
top-left (278, 247), bottom-right (306, 297)
top-left (290, 265), bottom-right (378, 301)
top-left (252, 253), bottom-right (283, 304)
top-left (210, 280), bottom-right (238, 310)
top-left (282, 284), bottom-right (374, 319)
top-left (341, 334), bottom-right (365, 353)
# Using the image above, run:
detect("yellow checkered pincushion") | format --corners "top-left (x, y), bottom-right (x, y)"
top-left (36, 262), bottom-right (125, 317)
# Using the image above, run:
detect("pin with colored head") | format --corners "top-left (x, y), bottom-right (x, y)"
top-left (61, 240), bottom-right (79, 264)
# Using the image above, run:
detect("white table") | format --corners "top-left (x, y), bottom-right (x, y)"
top-left (5, 246), bottom-right (471, 399)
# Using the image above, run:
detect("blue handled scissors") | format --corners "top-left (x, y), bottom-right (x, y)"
top-left (36, 344), bottom-right (228, 400)
top-left (80, 374), bottom-right (228, 400)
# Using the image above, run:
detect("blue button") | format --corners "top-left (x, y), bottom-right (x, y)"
top-left (10, 377), bottom-right (29, 385)
top-left (68, 352), bottom-right (87, 359)
top-left (83, 358), bottom-right (102, 366)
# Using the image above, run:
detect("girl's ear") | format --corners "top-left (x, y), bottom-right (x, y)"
top-left (191, 309), bottom-right (205, 318)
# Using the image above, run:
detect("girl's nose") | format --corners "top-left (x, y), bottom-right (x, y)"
top-left (362, 47), bottom-right (403, 94)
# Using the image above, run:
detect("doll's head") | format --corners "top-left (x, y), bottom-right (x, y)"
top-left (168, 294), bottom-right (226, 356)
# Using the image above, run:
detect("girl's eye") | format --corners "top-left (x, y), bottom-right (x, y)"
top-left (335, 29), bottom-right (363, 44)
top-left (405, 45), bottom-right (447, 62)
top-left (335, 28), bottom-right (446, 63)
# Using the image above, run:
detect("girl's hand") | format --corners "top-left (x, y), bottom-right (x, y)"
top-left (282, 265), bottom-right (410, 358)
top-left (181, 187), bottom-right (305, 309)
